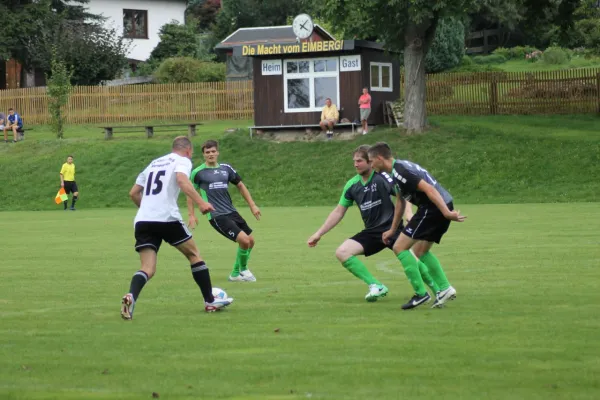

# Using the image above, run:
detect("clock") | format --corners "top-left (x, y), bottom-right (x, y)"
top-left (292, 14), bottom-right (314, 40)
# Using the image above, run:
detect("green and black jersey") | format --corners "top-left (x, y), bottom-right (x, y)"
top-left (190, 163), bottom-right (241, 219)
top-left (339, 171), bottom-right (397, 230)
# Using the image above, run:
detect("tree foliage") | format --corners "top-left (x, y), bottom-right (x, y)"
top-left (321, 0), bottom-right (521, 131)
top-left (187, 0), bottom-right (221, 31)
top-left (425, 17), bottom-right (466, 73)
top-left (46, 50), bottom-right (72, 139)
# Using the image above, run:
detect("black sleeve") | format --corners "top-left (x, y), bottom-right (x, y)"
top-left (394, 164), bottom-right (421, 193)
top-left (226, 165), bottom-right (242, 185)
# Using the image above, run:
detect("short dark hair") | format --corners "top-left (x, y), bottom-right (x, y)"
top-left (8, 108), bottom-right (13, 112)
top-left (172, 136), bottom-right (192, 151)
top-left (202, 139), bottom-right (219, 153)
top-left (367, 142), bottom-right (393, 159)
top-left (353, 145), bottom-right (370, 162)
top-left (67, 155), bottom-right (73, 159)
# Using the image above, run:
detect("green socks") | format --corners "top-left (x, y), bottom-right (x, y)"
top-left (240, 247), bottom-right (252, 272)
top-left (231, 247), bottom-right (250, 277)
top-left (420, 251), bottom-right (450, 291)
top-left (397, 251), bottom-right (427, 296)
top-left (418, 260), bottom-right (440, 293)
top-left (342, 256), bottom-right (381, 285)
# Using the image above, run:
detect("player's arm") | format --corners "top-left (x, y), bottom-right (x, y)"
top-left (186, 196), bottom-right (199, 229)
top-left (176, 172), bottom-right (214, 215)
top-left (236, 181), bottom-right (261, 220)
top-left (382, 195), bottom-right (406, 244)
top-left (129, 184), bottom-right (144, 208)
top-left (307, 205), bottom-right (348, 247)
top-left (417, 180), bottom-right (466, 222)
top-left (59, 165), bottom-right (65, 187)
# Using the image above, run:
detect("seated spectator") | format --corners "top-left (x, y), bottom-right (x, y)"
top-left (4, 108), bottom-right (24, 143)
top-left (319, 98), bottom-right (339, 140)
top-left (0, 112), bottom-right (5, 133)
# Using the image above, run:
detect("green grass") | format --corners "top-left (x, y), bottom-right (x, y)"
top-left (1, 204), bottom-right (599, 399)
top-left (0, 116), bottom-right (598, 211)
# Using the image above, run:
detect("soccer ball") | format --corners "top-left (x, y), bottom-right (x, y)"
top-left (212, 287), bottom-right (228, 300)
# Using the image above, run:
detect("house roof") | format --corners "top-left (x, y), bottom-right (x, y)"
top-left (215, 24), bottom-right (336, 50)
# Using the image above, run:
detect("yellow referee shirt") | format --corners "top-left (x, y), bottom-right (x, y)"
top-left (60, 163), bottom-right (76, 181)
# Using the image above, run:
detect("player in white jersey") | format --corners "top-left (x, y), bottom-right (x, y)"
top-left (121, 136), bottom-right (233, 320)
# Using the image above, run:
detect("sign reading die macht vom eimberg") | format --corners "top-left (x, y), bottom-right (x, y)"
top-left (236, 40), bottom-right (347, 56)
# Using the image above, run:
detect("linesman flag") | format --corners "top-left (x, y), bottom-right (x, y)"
top-left (55, 188), bottom-right (68, 204)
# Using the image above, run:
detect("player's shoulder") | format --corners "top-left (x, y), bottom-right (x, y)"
top-left (343, 174), bottom-right (361, 189)
top-left (219, 162), bottom-right (237, 172)
top-left (374, 171), bottom-right (394, 184)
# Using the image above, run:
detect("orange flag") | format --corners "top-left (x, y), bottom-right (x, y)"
top-left (55, 188), bottom-right (68, 204)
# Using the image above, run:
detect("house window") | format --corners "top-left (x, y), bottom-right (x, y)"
top-left (284, 57), bottom-right (339, 112)
top-left (123, 9), bottom-right (148, 39)
top-left (370, 62), bottom-right (392, 92)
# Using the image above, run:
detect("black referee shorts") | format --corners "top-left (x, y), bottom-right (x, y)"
top-left (63, 181), bottom-right (78, 194)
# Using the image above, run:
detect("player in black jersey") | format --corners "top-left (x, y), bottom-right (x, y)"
top-left (369, 142), bottom-right (465, 310)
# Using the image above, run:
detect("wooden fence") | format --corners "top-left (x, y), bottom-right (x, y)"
top-left (414, 68), bottom-right (600, 115)
top-left (0, 81), bottom-right (254, 125)
top-left (2, 69), bottom-right (600, 125)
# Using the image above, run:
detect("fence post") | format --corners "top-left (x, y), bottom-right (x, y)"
top-left (490, 75), bottom-right (498, 115)
top-left (596, 73), bottom-right (600, 114)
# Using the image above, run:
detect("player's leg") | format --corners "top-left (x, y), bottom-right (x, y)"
top-left (11, 125), bottom-right (17, 142)
top-left (386, 229), bottom-right (439, 294)
top-left (235, 214), bottom-right (256, 280)
top-left (70, 183), bottom-right (79, 210)
top-left (63, 182), bottom-right (71, 210)
top-left (174, 238), bottom-right (232, 312)
top-left (338, 233), bottom-right (388, 302)
top-left (413, 241), bottom-right (456, 308)
top-left (410, 204), bottom-right (456, 308)
top-left (391, 233), bottom-right (431, 310)
top-left (122, 224), bottom-right (161, 320)
top-left (3, 126), bottom-right (7, 142)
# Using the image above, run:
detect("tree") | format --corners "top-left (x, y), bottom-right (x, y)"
top-left (28, 19), bottom-right (129, 85)
top-left (187, 0), bottom-right (222, 31)
top-left (425, 17), bottom-right (466, 73)
top-left (0, 0), bottom-right (100, 67)
top-left (323, 0), bottom-right (522, 132)
top-left (149, 22), bottom-right (199, 62)
top-left (46, 50), bottom-right (72, 139)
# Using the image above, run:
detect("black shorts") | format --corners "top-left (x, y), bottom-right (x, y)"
top-left (403, 202), bottom-right (453, 244)
top-left (350, 225), bottom-right (403, 257)
top-left (134, 221), bottom-right (192, 253)
top-left (63, 181), bottom-right (78, 194)
top-left (209, 212), bottom-right (252, 242)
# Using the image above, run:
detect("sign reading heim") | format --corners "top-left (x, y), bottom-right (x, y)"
top-left (234, 40), bottom-right (348, 56)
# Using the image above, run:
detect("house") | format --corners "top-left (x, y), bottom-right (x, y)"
top-left (86, 0), bottom-right (188, 63)
top-left (215, 25), bottom-right (336, 81)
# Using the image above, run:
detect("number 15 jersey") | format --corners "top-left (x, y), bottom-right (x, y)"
top-left (134, 152), bottom-right (192, 224)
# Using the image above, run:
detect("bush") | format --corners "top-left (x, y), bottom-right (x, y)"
top-left (492, 46), bottom-right (540, 60)
top-left (472, 54), bottom-right (507, 65)
top-left (449, 56), bottom-right (503, 72)
top-left (425, 17), bottom-right (466, 73)
top-left (542, 46), bottom-right (570, 65)
top-left (154, 57), bottom-right (225, 83)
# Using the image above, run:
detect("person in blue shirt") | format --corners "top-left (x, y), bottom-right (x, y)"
top-left (4, 108), bottom-right (24, 143)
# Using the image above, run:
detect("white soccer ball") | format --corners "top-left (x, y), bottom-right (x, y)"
top-left (212, 287), bottom-right (228, 300)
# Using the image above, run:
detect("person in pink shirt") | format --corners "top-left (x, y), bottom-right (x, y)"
top-left (358, 88), bottom-right (371, 135)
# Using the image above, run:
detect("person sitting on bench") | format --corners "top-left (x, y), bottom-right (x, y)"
top-left (4, 108), bottom-right (24, 143)
top-left (319, 98), bottom-right (339, 140)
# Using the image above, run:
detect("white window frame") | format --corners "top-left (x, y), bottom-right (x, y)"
top-left (370, 62), bottom-right (393, 92)
top-left (283, 57), bottom-right (340, 113)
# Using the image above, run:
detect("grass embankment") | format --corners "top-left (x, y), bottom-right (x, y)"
top-left (0, 115), bottom-right (598, 211)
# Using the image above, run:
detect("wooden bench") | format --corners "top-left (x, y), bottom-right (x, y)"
top-left (101, 123), bottom-right (202, 140)
top-left (248, 122), bottom-right (358, 139)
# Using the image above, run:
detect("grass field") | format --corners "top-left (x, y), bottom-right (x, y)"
top-left (1, 204), bottom-right (599, 399)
